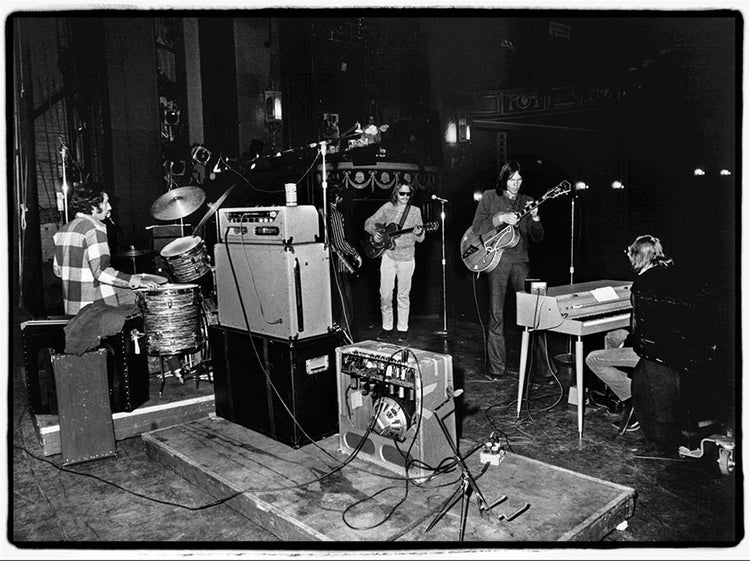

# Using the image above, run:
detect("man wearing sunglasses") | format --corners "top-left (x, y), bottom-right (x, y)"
top-left (364, 182), bottom-right (425, 341)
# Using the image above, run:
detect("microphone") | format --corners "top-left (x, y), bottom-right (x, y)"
top-left (431, 194), bottom-right (449, 203)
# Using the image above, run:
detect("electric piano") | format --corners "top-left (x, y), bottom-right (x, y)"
top-left (515, 280), bottom-right (633, 440)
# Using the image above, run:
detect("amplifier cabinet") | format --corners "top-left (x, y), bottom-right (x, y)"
top-left (209, 325), bottom-right (343, 448)
top-left (214, 242), bottom-right (332, 340)
top-left (21, 316), bottom-right (150, 415)
top-left (336, 340), bottom-right (457, 482)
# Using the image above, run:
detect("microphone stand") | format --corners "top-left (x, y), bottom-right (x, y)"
top-left (320, 140), bottom-right (329, 248)
top-left (567, 192), bottom-right (576, 356)
top-left (435, 199), bottom-right (448, 337)
top-left (60, 145), bottom-right (69, 223)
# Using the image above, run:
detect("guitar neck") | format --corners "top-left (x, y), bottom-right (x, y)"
top-left (388, 226), bottom-right (419, 238)
top-left (494, 197), bottom-right (545, 234)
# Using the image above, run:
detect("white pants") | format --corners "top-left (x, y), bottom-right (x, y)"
top-left (379, 253), bottom-right (415, 332)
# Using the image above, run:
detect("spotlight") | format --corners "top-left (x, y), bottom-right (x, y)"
top-left (191, 145), bottom-right (212, 166)
top-left (694, 168), bottom-right (706, 176)
top-left (611, 180), bottom-right (625, 190)
top-left (473, 191), bottom-right (483, 202)
top-left (720, 169), bottom-right (732, 176)
top-left (168, 160), bottom-right (186, 176)
top-left (574, 181), bottom-right (589, 191)
top-left (163, 107), bottom-right (180, 126)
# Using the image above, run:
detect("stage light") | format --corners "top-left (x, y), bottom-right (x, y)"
top-left (191, 145), bottom-right (212, 166)
top-left (168, 160), bottom-right (186, 176)
top-left (694, 168), bottom-right (706, 176)
top-left (720, 169), bottom-right (732, 176)
top-left (163, 107), bottom-right (180, 126)
top-left (574, 181), bottom-right (589, 191)
top-left (611, 180), bottom-right (624, 190)
top-left (473, 191), bottom-right (483, 202)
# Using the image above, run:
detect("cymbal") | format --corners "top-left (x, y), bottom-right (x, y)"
top-left (192, 184), bottom-right (236, 236)
top-left (150, 186), bottom-right (206, 221)
top-left (139, 273), bottom-right (168, 285)
top-left (116, 246), bottom-right (153, 258)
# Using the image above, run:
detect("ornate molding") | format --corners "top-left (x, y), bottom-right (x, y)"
top-left (317, 161), bottom-right (439, 194)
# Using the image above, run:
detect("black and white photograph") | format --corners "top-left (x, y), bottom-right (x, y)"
top-left (5, 3), bottom-right (745, 558)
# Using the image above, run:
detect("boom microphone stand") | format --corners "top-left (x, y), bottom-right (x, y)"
top-left (425, 389), bottom-right (517, 541)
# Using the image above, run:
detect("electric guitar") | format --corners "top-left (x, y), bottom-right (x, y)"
top-left (363, 221), bottom-right (439, 259)
top-left (460, 180), bottom-right (571, 273)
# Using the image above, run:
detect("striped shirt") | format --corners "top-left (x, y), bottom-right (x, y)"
top-left (328, 203), bottom-right (361, 274)
top-left (53, 213), bottom-right (136, 315)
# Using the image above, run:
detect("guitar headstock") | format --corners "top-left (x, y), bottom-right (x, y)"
top-left (424, 221), bottom-right (440, 233)
top-left (543, 180), bottom-right (572, 200)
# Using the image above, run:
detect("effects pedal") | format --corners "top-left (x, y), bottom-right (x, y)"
top-left (479, 432), bottom-right (505, 466)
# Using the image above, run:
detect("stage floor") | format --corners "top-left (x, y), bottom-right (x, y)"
top-left (32, 373), bottom-right (215, 456)
top-left (143, 416), bottom-right (636, 542)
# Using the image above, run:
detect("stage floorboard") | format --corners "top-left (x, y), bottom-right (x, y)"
top-left (143, 416), bottom-right (635, 542)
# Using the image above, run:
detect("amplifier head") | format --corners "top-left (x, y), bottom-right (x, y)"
top-left (217, 206), bottom-right (321, 244)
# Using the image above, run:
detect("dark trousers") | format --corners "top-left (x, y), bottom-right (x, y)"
top-left (487, 259), bottom-right (529, 376)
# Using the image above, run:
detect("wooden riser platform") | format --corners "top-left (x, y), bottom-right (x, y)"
top-left (143, 417), bottom-right (636, 542)
top-left (32, 375), bottom-right (215, 456)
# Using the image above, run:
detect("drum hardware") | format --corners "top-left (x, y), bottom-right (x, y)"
top-left (191, 184), bottom-right (236, 237)
top-left (150, 186), bottom-right (206, 221)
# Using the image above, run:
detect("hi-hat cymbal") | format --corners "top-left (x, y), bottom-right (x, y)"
top-left (116, 246), bottom-right (153, 258)
top-left (150, 186), bottom-right (206, 221)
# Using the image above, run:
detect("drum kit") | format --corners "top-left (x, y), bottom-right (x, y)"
top-left (130, 185), bottom-right (231, 391)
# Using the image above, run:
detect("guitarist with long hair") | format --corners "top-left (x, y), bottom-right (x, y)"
top-left (364, 181), bottom-right (425, 342)
top-left (471, 160), bottom-right (544, 381)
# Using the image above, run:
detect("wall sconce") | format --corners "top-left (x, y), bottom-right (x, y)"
top-left (445, 114), bottom-right (471, 145)
top-left (265, 90), bottom-right (282, 122)
top-left (458, 115), bottom-right (470, 142)
top-left (444, 119), bottom-right (457, 145)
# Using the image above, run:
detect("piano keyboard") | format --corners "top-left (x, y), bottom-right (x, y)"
top-left (517, 280), bottom-right (634, 337)
top-left (581, 311), bottom-right (631, 326)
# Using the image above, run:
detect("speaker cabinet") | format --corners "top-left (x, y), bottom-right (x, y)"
top-left (209, 325), bottom-right (343, 448)
top-left (336, 340), bottom-right (457, 482)
top-left (214, 242), bottom-right (332, 340)
top-left (52, 349), bottom-right (117, 466)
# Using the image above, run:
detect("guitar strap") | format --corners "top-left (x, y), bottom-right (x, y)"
top-left (397, 204), bottom-right (410, 230)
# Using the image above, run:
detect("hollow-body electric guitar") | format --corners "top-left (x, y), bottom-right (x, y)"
top-left (363, 221), bottom-right (439, 259)
top-left (460, 181), bottom-right (571, 273)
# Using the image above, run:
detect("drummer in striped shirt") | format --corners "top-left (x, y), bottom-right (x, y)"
top-left (53, 182), bottom-right (158, 316)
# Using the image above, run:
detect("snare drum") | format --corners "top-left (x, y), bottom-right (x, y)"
top-left (160, 236), bottom-right (210, 282)
top-left (135, 284), bottom-right (203, 356)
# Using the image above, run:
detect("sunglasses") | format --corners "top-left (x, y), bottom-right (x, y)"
top-left (398, 191), bottom-right (413, 197)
